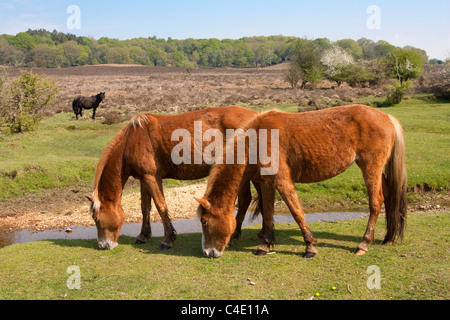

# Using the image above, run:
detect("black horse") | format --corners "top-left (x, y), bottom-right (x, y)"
top-left (72, 92), bottom-right (105, 120)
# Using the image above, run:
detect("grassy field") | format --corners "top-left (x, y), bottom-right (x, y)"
top-left (0, 211), bottom-right (448, 300)
top-left (0, 114), bottom-right (122, 199)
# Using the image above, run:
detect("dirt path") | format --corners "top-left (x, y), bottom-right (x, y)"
top-left (0, 181), bottom-right (208, 233)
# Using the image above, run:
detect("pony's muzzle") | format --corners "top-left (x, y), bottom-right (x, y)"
top-left (203, 247), bottom-right (223, 258)
top-left (97, 238), bottom-right (118, 250)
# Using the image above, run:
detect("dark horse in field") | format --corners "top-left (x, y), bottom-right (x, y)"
top-left (72, 92), bottom-right (105, 120)
top-left (86, 106), bottom-right (263, 250)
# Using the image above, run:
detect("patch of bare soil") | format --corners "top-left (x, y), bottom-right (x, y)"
top-left (0, 181), bottom-right (207, 233)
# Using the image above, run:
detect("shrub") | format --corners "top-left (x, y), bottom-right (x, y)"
top-left (0, 69), bottom-right (58, 134)
top-left (384, 80), bottom-right (412, 105)
top-left (284, 63), bottom-right (302, 88)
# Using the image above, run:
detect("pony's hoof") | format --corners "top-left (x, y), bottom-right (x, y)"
top-left (254, 249), bottom-right (268, 256)
top-left (354, 248), bottom-right (367, 256)
top-left (231, 233), bottom-right (241, 241)
top-left (159, 243), bottom-right (172, 251)
top-left (134, 235), bottom-right (150, 244)
top-left (302, 252), bottom-right (316, 259)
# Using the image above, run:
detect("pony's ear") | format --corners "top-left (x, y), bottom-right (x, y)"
top-left (194, 197), bottom-right (211, 211)
top-left (86, 195), bottom-right (94, 203)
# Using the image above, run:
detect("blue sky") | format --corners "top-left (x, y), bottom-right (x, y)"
top-left (0, 0), bottom-right (449, 59)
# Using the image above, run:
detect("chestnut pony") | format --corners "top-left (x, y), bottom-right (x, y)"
top-left (196, 104), bottom-right (407, 258)
top-left (87, 106), bottom-right (262, 250)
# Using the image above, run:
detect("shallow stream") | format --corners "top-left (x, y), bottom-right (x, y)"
top-left (0, 211), bottom-right (368, 249)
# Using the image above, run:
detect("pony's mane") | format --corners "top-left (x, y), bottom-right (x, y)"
top-left (90, 114), bottom-right (149, 213)
top-left (202, 109), bottom-right (277, 200)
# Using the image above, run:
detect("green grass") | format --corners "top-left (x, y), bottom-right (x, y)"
top-left (0, 211), bottom-right (448, 300)
top-left (0, 114), bottom-right (124, 199)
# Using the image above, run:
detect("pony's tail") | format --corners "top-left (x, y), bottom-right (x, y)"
top-left (383, 115), bottom-right (408, 244)
top-left (249, 182), bottom-right (263, 221)
top-left (250, 195), bottom-right (263, 221)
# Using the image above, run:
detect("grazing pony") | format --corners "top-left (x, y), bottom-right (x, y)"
top-left (196, 104), bottom-right (407, 258)
top-left (72, 92), bottom-right (105, 120)
top-left (86, 106), bottom-right (262, 250)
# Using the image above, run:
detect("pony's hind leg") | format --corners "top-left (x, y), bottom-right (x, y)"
top-left (142, 174), bottom-right (176, 250)
top-left (135, 180), bottom-right (152, 244)
top-left (355, 163), bottom-right (385, 255)
top-left (275, 177), bottom-right (317, 258)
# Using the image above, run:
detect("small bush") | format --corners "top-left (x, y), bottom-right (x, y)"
top-left (0, 69), bottom-right (58, 134)
top-left (384, 80), bottom-right (412, 106)
top-left (101, 109), bottom-right (125, 125)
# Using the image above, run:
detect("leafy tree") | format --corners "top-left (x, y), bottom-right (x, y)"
top-left (374, 40), bottom-right (396, 58)
top-left (26, 44), bottom-right (62, 68)
top-left (8, 32), bottom-right (36, 51)
top-left (321, 46), bottom-right (354, 84)
top-left (332, 63), bottom-right (374, 87)
top-left (357, 38), bottom-right (377, 60)
top-left (291, 38), bottom-right (323, 88)
top-left (384, 48), bottom-right (424, 83)
top-left (335, 39), bottom-right (363, 60)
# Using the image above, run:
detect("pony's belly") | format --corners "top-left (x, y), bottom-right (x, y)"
top-left (292, 154), bottom-right (356, 184)
top-left (163, 164), bottom-right (211, 180)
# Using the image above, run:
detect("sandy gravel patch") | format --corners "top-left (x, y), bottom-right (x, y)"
top-left (0, 182), bottom-right (207, 233)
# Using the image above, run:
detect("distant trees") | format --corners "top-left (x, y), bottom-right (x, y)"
top-left (0, 29), bottom-right (299, 69)
top-left (0, 29), bottom-right (429, 93)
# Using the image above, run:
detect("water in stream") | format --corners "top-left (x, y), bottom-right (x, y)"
top-left (0, 211), bottom-right (368, 249)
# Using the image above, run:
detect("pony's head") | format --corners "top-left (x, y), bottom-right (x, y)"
top-left (86, 195), bottom-right (124, 250)
top-left (98, 92), bottom-right (106, 103)
top-left (195, 197), bottom-right (236, 258)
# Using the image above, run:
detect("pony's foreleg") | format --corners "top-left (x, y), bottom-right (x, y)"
top-left (231, 180), bottom-right (253, 241)
top-left (135, 180), bottom-right (152, 244)
top-left (92, 107), bottom-right (97, 120)
top-left (254, 183), bottom-right (275, 256)
top-left (142, 175), bottom-right (176, 250)
top-left (276, 177), bottom-right (317, 258)
top-left (355, 167), bottom-right (384, 256)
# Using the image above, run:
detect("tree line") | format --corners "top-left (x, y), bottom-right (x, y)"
top-left (0, 29), bottom-right (434, 70)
